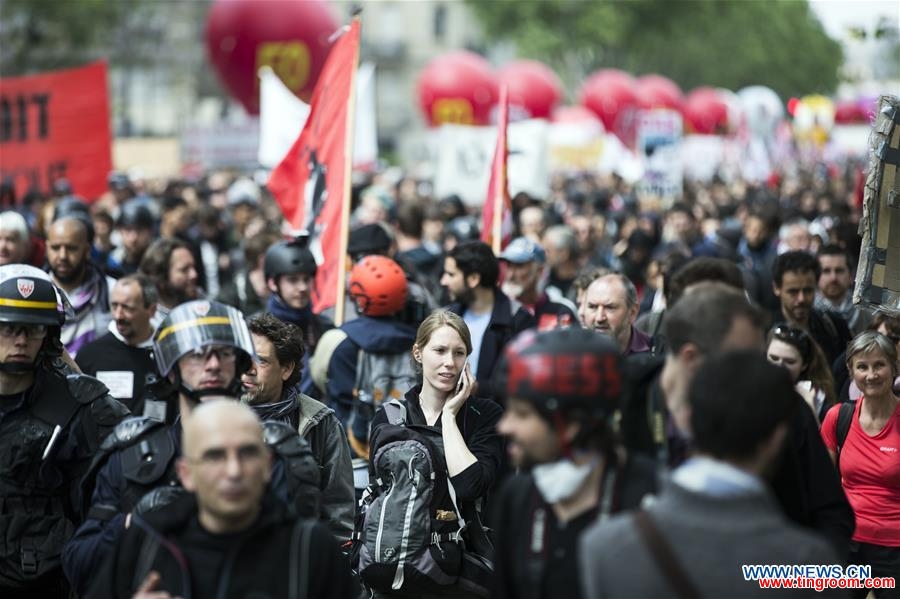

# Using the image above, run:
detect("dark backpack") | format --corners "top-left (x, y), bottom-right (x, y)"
top-left (348, 349), bottom-right (418, 459)
top-left (353, 400), bottom-right (492, 597)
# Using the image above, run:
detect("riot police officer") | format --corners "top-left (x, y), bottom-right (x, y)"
top-left (63, 299), bottom-right (321, 595)
top-left (0, 264), bottom-right (128, 598)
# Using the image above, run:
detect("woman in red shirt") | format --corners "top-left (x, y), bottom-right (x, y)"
top-left (822, 331), bottom-right (900, 597)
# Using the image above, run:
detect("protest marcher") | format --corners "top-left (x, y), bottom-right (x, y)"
top-left (581, 352), bottom-right (840, 598)
top-left (89, 400), bottom-right (355, 599)
top-left (139, 238), bottom-right (201, 327)
top-left (0, 211), bottom-right (31, 266)
top-left (46, 215), bottom-right (117, 356)
top-left (63, 300), bottom-right (322, 595)
top-left (0, 264), bottom-right (128, 597)
top-left (359, 310), bottom-right (503, 598)
top-left (264, 237), bottom-right (334, 394)
top-left (242, 313), bottom-right (355, 540)
top-left (621, 282), bottom-right (854, 557)
top-left (767, 324), bottom-right (837, 422)
top-left (499, 236), bottom-right (577, 331)
top-left (110, 199), bottom-right (156, 276)
top-left (491, 328), bottom-right (658, 599)
top-left (815, 244), bottom-right (871, 335)
top-left (822, 331), bottom-right (900, 598)
top-left (442, 241), bottom-right (535, 397)
top-left (773, 250), bottom-right (852, 366)
top-left (75, 274), bottom-right (158, 415)
top-left (581, 273), bottom-right (651, 355)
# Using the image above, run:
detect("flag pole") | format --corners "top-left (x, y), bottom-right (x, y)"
top-left (334, 14), bottom-right (362, 326)
top-left (491, 84), bottom-right (508, 255)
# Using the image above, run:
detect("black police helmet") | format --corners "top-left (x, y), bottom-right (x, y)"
top-left (117, 200), bottom-right (156, 230)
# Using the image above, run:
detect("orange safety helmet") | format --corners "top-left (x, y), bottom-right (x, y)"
top-left (348, 255), bottom-right (408, 317)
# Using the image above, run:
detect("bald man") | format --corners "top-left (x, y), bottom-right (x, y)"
top-left (93, 400), bottom-right (355, 599)
top-left (46, 217), bottom-right (117, 356)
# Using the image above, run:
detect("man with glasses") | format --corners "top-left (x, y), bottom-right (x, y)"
top-left (91, 400), bottom-right (354, 598)
top-left (0, 264), bottom-right (129, 597)
top-left (63, 300), bottom-right (322, 596)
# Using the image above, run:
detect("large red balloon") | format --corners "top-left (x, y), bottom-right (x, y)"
top-left (205, 0), bottom-right (338, 115)
top-left (635, 74), bottom-right (684, 110)
top-left (578, 69), bottom-right (638, 143)
top-left (834, 99), bottom-right (868, 124)
top-left (497, 60), bottom-right (563, 120)
top-left (417, 51), bottom-right (498, 127)
top-left (682, 87), bottom-right (730, 134)
top-left (552, 105), bottom-right (603, 126)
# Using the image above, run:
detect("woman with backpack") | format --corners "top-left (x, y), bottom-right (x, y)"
top-left (360, 309), bottom-right (504, 598)
top-left (821, 331), bottom-right (900, 598)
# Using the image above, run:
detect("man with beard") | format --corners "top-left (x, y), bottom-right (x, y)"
top-left (139, 237), bottom-right (200, 328)
top-left (75, 275), bottom-right (157, 415)
top-left (492, 328), bottom-right (658, 599)
top-left (581, 352), bottom-right (839, 597)
top-left (45, 216), bottom-right (116, 356)
top-left (815, 244), bottom-right (871, 335)
top-left (499, 237), bottom-right (577, 331)
top-left (441, 240), bottom-right (534, 397)
top-left (772, 250), bottom-right (852, 366)
top-left (581, 273), bottom-right (651, 355)
top-left (241, 313), bottom-right (354, 540)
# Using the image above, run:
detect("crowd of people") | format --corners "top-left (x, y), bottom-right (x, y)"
top-left (0, 157), bottom-right (898, 598)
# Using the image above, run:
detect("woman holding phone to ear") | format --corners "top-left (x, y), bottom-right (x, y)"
top-left (371, 309), bottom-right (504, 503)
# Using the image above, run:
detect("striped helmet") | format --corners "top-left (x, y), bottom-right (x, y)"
top-left (0, 264), bottom-right (67, 326)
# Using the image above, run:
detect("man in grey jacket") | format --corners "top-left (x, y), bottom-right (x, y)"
top-left (242, 313), bottom-right (355, 540)
top-left (580, 352), bottom-right (842, 598)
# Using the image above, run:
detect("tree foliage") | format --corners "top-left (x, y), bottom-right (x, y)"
top-left (465, 0), bottom-right (843, 100)
top-left (0, 0), bottom-right (156, 75)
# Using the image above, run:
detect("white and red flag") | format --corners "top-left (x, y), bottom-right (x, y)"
top-left (481, 84), bottom-right (514, 254)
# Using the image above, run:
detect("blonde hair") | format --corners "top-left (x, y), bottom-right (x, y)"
top-left (413, 310), bottom-right (472, 358)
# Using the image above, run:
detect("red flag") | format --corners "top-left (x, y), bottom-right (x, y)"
top-left (481, 84), bottom-right (513, 254)
top-left (0, 61), bottom-right (111, 201)
top-left (267, 19), bottom-right (360, 318)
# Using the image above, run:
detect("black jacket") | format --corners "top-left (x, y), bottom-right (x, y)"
top-left (372, 387), bottom-right (505, 509)
top-left (88, 493), bottom-right (355, 599)
top-left (447, 289), bottom-right (536, 399)
top-left (620, 357), bottom-right (855, 560)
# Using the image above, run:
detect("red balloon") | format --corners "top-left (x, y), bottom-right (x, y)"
top-left (417, 51), bottom-right (498, 126)
top-left (497, 60), bottom-right (563, 120)
top-left (578, 69), bottom-right (638, 143)
top-left (682, 87), bottom-right (730, 134)
top-left (635, 74), bottom-right (684, 110)
top-left (834, 100), bottom-right (867, 124)
top-left (205, 0), bottom-right (338, 115)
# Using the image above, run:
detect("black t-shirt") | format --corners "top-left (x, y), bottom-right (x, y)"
top-left (180, 514), bottom-right (255, 597)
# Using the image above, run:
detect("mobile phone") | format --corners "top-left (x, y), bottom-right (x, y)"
top-left (456, 358), bottom-right (469, 393)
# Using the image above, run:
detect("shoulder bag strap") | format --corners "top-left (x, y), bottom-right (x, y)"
top-left (632, 510), bottom-right (702, 599)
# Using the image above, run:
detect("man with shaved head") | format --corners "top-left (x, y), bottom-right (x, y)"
top-left (45, 216), bottom-right (116, 356)
top-left (92, 400), bottom-right (355, 598)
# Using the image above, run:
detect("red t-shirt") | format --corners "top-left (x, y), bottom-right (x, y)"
top-left (821, 398), bottom-right (900, 546)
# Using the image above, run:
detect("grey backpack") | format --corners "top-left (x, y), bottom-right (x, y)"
top-left (354, 401), bottom-right (478, 594)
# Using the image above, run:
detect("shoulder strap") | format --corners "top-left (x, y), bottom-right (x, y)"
top-left (289, 518), bottom-right (316, 599)
top-left (383, 399), bottom-right (408, 426)
top-left (633, 510), bottom-right (702, 599)
top-left (836, 401), bottom-right (855, 465)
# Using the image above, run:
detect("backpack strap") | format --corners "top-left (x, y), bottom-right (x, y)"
top-left (383, 399), bottom-right (408, 426)
top-left (633, 510), bottom-right (702, 599)
top-left (835, 401), bottom-right (855, 467)
top-left (289, 518), bottom-right (316, 599)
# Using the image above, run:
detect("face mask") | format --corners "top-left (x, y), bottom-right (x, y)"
top-left (532, 458), bottom-right (595, 504)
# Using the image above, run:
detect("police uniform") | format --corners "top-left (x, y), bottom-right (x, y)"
top-left (0, 265), bottom-right (129, 597)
